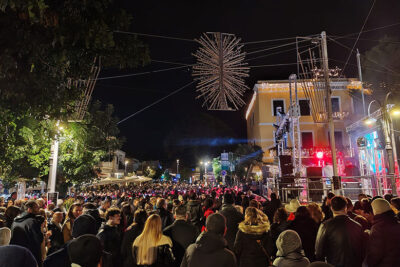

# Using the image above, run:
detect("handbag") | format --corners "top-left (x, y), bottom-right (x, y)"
top-left (256, 239), bottom-right (274, 267)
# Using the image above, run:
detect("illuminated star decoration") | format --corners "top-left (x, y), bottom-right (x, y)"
top-left (192, 32), bottom-right (250, 110)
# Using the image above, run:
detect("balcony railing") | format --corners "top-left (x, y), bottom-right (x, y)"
top-left (276, 146), bottom-right (354, 158)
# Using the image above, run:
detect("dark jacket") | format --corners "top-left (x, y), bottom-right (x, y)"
top-left (121, 223), bottom-right (144, 267)
top-left (47, 221), bottom-right (64, 255)
top-left (44, 242), bottom-right (113, 267)
top-left (164, 219), bottom-right (199, 266)
top-left (315, 214), bottom-right (365, 267)
top-left (186, 200), bottom-right (203, 231)
top-left (181, 232), bottom-right (237, 267)
top-left (0, 245), bottom-right (38, 267)
top-left (367, 210), bottom-right (400, 267)
top-left (97, 223), bottom-right (122, 267)
top-left (10, 212), bottom-right (44, 267)
top-left (219, 204), bottom-right (244, 250)
top-left (234, 221), bottom-right (273, 267)
top-left (288, 215), bottom-right (318, 261)
top-left (157, 207), bottom-right (174, 229)
top-left (264, 198), bottom-right (282, 223)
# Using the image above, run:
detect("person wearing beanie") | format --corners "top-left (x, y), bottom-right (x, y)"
top-left (366, 198), bottom-right (400, 267)
top-left (273, 230), bottom-right (309, 267)
top-left (68, 235), bottom-right (102, 267)
top-left (315, 196), bottom-right (365, 267)
top-left (219, 192), bottom-right (244, 250)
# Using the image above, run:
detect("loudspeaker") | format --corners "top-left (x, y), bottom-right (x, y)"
top-left (279, 155), bottom-right (293, 176)
top-left (306, 166), bottom-right (322, 177)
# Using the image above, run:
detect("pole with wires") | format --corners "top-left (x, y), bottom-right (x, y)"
top-left (321, 31), bottom-right (339, 194)
top-left (356, 49), bottom-right (366, 116)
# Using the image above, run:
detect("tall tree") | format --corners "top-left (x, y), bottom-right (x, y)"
top-left (0, 0), bottom-right (149, 117)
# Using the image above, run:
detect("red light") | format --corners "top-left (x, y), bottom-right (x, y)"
top-left (316, 151), bottom-right (324, 159)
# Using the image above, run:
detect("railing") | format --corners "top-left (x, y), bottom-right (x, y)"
top-left (262, 175), bottom-right (400, 203)
top-left (279, 147), bottom-right (354, 158)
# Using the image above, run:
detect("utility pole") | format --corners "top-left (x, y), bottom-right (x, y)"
top-left (356, 49), bottom-right (366, 116)
top-left (321, 31), bottom-right (340, 194)
top-left (47, 138), bottom-right (59, 193)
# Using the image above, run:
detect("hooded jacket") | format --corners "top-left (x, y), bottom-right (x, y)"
top-left (10, 212), bottom-right (44, 267)
top-left (181, 231), bottom-right (237, 267)
top-left (234, 219), bottom-right (273, 267)
top-left (219, 204), bottom-right (244, 250)
top-left (367, 210), bottom-right (400, 267)
top-left (273, 230), bottom-right (309, 267)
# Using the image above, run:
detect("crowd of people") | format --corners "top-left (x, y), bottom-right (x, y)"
top-left (0, 182), bottom-right (400, 267)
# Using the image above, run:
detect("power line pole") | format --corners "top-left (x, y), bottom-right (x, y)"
top-left (356, 49), bottom-right (366, 116)
top-left (321, 31), bottom-right (340, 194)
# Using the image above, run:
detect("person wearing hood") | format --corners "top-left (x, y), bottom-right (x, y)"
top-left (273, 230), bottom-right (310, 267)
top-left (219, 192), bottom-right (244, 250)
top-left (181, 213), bottom-right (237, 267)
top-left (0, 245), bottom-right (38, 267)
top-left (234, 207), bottom-right (273, 267)
top-left (10, 200), bottom-right (45, 267)
top-left (97, 207), bottom-right (122, 267)
top-left (366, 198), bottom-right (400, 267)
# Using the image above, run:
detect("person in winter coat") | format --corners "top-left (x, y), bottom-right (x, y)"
top-left (273, 230), bottom-right (310, 267)
top-left (270, 207), bottom-right (290, 255)
top-left (366, 198), bottom-right (400, 267)
top-left (62, 203), bottom-right (82, 243)
top-left (97, 207), bottom-right (122, 267)
top-left (234, 207), bottom-right (273, 267)
top-left (157, 198), bottom-right (174, 229)
top-left (164, 205), bottom-right (199, 267)
top-left (315, 196), bottom-right (365, 267)
top-left (219, 192), bottom-right (244, 250)
top-left (47, 212), bottom-right (64, 255)
top-left (181, 213), bottom-right (237, 267)
top-left (133, 214), bottom-right (175, 267)
top-left (10, 200), bottom-right (44, 267)
top-left (186, 192), bottom-right (203, 231)
top-left (121, 209), bottom-right (147, 267)
top-left (288, 206), bottom-right (318, 262)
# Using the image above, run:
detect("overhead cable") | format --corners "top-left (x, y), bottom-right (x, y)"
top-left (117, 80), bottom-right (195, 124)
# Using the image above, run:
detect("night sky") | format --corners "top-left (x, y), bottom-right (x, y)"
top-left (92, 0), bottom-right (400, 167)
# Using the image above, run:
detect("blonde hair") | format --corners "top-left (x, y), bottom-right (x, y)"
top-left (307, 202), bottom-right (324, 223)
top-left (244, 207), bottom-right (270, 226)
top-left (133, 214), bottom-right (163, 265)
top-left (0, 227), bottom-right (11, 246)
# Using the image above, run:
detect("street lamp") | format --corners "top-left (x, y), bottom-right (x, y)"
top-left (176, 159), bottom-right (180, 175)
top-left (125, 160), bottom-right (129, 176)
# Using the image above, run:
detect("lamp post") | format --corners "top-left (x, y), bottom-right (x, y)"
top-left (176, 159), bottom-right (180, 175)
top-left (48, 122), bottom-right (63, 193)
top-left (125, 160), bottom-right (129, 176)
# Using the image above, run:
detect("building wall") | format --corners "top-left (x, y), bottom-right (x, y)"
top-left (246, 78), bottom-right (362, 164)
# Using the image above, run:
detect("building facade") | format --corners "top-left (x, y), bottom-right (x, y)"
top-left (246, 78), bottom-right (362, 175)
